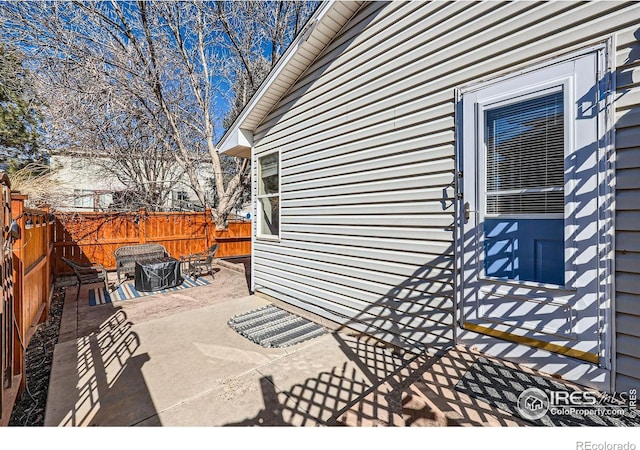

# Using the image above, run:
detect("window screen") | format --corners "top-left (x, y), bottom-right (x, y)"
top-left (485, 91), bottom-right (564, 215)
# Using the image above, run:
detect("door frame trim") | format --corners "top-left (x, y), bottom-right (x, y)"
top-left (453, 40), bottom-right (616, 393)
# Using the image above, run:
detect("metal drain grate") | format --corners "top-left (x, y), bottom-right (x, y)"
top-left (228, 304), bottom-right (327, 348)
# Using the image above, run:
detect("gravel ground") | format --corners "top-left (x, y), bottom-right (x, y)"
top-left (9, 287), bottom-right (65, 426)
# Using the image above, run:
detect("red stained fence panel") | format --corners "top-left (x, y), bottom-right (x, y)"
top-left (52, 209), bottom-right (251, 274)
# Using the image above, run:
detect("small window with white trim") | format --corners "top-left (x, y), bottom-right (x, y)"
top-left (257, 150), bottom-right (280, 238)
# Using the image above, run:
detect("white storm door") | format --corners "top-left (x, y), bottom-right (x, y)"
top-left (460, 50), bottom-right (607, 366)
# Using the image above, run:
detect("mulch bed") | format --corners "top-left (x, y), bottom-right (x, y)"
top-left (9, 287), bottom-right (65, 426)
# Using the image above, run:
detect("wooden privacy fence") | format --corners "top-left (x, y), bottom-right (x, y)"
top-left (1, 191), bottom-right (54, 426)
top-left (0, 176), bottom-right (16, 426)
top-left (0, 202), bottom-right (248, 425)
top-left (53, 209), bottom-right (251, 274)
top-left (13, 197), bottom-right (54, 342)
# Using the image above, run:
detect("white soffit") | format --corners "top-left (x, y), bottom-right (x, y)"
top-left (219, 128), bottom-right (254, 157)
top-left (218, 0), bottom-right (363, 158)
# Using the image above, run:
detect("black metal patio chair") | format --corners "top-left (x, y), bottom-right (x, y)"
top-left (61, 257), bottom-right (110, 301)
top-left (180, 244), bottom-right (219, 280)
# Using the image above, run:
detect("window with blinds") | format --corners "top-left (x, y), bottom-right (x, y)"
top-left (485, 90), bottom-right (564, 215)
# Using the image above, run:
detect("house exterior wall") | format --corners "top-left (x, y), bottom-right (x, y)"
top-left (615, 25), bottom-right (640, 393)
top-left (250, 1), bottom-right (640, 388)
top-left (50, 154), bottom-right (212, 212)
top-left (50, 154), bottom-right (125, 210)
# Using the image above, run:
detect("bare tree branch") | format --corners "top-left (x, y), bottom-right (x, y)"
top-left (1, 0), bottom-right (319, 226)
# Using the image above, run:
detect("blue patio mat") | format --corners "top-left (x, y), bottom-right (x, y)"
top-left (88, 276), bottom-right (210, 306)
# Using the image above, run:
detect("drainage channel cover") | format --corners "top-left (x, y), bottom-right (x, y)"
top-left (228, 304), bottom-right (328, 348)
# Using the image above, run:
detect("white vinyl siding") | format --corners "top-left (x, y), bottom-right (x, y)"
top-left (249, 0), bottom-right (640, 377)
top-left (614, 24), bottom-right (640, 393)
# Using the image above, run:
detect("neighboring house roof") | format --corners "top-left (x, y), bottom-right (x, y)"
top-left (217, 0), bottom-right (363, 158)
top-left (51, 148), bottom-right (214, 164)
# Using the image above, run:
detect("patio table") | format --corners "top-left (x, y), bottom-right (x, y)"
top-left (134, 257), bottom-right (183, 292)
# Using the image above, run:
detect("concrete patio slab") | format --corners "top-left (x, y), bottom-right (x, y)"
top-left (58, 260), bottom-right (252, 344)
top-left (47, 286), bottom-right (405, 427)
top-left (46, 262), bottom-right (586, 427)
top-left (47, 294), bottom-right (279, 426)
top-left (46, 260), bottom-right (434, 427)
top-left (133, 369), bottom-right (318, 427)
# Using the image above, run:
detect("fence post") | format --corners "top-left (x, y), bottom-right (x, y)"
top-left (205, 207), bottom-right (213, 248)
top-left (138, 208), bottom-right (147, 244)
top-left (43, 206), bottom-right (51, 319)
top-left (10, 194), bottom-right (26, 391)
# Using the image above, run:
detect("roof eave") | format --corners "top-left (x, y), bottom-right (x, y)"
top-left (218, 128), bottom-right (254, 159)
top-left (218, 1), bottom-right (362, 157)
